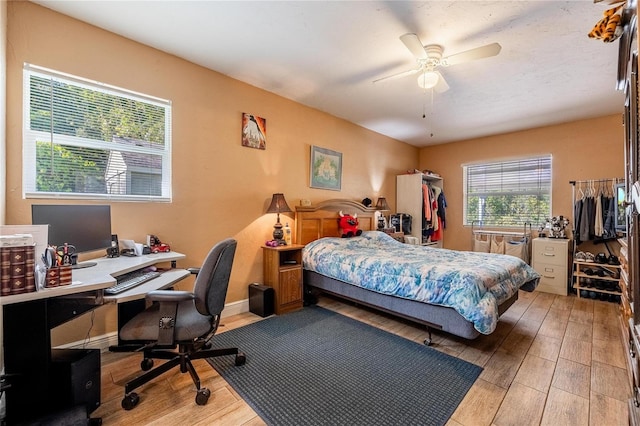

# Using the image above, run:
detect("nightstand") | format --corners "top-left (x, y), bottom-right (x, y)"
top-left (262, 245), bottom-right (304, 314)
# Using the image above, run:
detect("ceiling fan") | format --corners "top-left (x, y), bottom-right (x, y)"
top-left (373, 33), bottom-right (502, 93)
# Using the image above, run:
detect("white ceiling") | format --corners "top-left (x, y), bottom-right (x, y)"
top-left (31, 0), bottom-right (627, 147)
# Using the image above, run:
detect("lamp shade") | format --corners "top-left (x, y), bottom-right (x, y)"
top-left (375, 197), bottom-right (390, 211)
top-left (266, 193), bottom-right (292, 214)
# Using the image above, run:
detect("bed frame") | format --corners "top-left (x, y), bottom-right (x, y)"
top-left (295, 199), bottom-right (519, 344)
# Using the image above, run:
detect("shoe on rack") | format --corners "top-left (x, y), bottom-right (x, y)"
top-left (595, 253), bottom-right (608, 264)
top-left (585, 252), bottom-right (595, 263)
top-left (602, 267), bottom-right (620, 279)
top-left (608, 255), bottom-right (620, 265)
top-left (575, 251), bottom-right (587, 261)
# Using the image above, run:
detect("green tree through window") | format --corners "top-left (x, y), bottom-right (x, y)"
top-left (464, 156), bottom-right (552, 227)
top-left (24, 65), bottom-right (172, 200)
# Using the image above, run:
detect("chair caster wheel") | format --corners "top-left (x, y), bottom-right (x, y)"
top-left (141, 358), bottom-right (154, 371)
top-left (235, 352), bottom-right (246, 366)
top-left (195, 388), bottom-right (211, 405)
top-left (424, 338), bottom-right (432, 346)
top-left (122, 392), bottom-right (140, 410)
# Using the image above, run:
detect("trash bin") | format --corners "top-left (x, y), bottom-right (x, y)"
top-left (248, 283), bottom-right (274, 317)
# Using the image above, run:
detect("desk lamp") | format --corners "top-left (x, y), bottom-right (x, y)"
top-left (266, 193), bottom-right (293, 245)
top-left (375, 197), bottom-right (390, 230)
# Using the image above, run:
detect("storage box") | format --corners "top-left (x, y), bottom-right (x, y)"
top-left (1, 244), bottom-right (36, 295)
top-left (45, 265), bottom-right (72, 288)
top-left (249, 283), bottom-right (274, 317)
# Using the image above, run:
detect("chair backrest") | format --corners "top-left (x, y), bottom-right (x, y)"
top-left (193, 238), bottom-right (237, 317)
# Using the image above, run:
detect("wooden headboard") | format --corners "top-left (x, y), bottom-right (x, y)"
top-left (295, 199), bottom-right (378, 245)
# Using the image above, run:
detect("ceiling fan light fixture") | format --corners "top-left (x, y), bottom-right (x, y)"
top-left (417, 71), bottom-right (439, 89)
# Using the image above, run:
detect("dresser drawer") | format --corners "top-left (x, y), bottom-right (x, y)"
top-left (535, 263), bottom-right (568, 295)
top-left (532, 240), bottom-right (568, 267)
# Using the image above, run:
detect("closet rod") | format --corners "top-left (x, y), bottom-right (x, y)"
top-left (569, 178), bottom-right (622, 185)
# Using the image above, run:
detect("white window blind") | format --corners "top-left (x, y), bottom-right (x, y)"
top-left (23, 64), bottom-right (172, 201)
top-left (463, 156), bottom-right (552, 226)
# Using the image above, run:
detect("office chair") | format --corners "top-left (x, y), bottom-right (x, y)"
top-left (117, 238), bottom-right (246, 410)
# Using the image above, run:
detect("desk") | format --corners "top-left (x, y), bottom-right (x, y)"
top-left (1, 251), bottom-right (188, 423)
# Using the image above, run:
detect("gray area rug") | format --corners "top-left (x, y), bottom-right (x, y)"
top-left (207, 306), bottom-right (482, 426)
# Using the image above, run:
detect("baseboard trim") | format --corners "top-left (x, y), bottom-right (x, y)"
top-left (57, 298), bottom-right (250, 352)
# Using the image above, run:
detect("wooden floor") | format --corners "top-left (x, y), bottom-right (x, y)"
top-left (93, 290), bottom-right (631, 425)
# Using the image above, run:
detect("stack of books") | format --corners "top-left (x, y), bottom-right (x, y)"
top-left (1, 234), bottom-right (36, 296)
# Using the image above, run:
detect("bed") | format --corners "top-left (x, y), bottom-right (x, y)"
top-left (295, 199), bottom-right (540, 343)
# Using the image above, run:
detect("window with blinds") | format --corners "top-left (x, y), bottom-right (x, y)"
top-left (463, 156), bottom-right (552, 227)
top-left (23, 64), bottom-right (172, 201)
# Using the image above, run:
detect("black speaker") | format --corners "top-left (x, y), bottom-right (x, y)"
top-left (249, 283), bottom-right (274, 317)
top-left (50, 349), bottom-right (101, 414)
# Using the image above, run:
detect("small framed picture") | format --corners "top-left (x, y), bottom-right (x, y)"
top-left (241, 113), bottom-right (266, 149)
top-left (310, 145), bottom-right (342, 191)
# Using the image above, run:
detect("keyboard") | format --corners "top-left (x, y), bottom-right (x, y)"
top-left (105, 270), bottom-right (161, 295)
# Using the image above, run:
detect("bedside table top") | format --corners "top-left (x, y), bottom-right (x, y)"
top-left (262, 244), bottom-right (305, 251)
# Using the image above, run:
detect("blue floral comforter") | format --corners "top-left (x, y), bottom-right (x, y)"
top-left (303, 231), bottom-right (540, 335)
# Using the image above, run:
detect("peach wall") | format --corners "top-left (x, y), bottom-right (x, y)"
top-left (6, 2), bottom-right (417, 344)
top-left (419, 115), bottom-right (624, 251)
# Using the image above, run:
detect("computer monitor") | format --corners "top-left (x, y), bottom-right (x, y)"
top-left (32, 204), bottom-right (112, 269)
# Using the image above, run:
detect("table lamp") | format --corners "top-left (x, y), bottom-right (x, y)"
top-left (266, 193), bottom-right (293, 245)
top-left (375, 197), bottom-right (390, 230)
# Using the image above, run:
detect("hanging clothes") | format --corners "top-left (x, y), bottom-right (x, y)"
top-left (432, 186), bottom-right (440, 232)
top-left (574, 197), bottom-right (583, 244)
top-left (432, 216), bottom-right (444, 242)
top-left (594, 193), bottom-right (603, 238)
top-left (579, 195), bottom-right (590, 242)
top-left (587, 193), bottom-right (596, 240)
top-left (422, 184), bottom-right (432, 222)
top-left (572, 178), bottom-right (621, 245)
top-left (603, 194), bottom-right (617, 238)
top-left (437, 190), bottom-right (447, 229)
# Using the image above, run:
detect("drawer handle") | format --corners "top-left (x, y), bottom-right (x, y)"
top-left (543, 253), bottom-right (556, 257)
top-left (543, 275), bottom-right (555, 279)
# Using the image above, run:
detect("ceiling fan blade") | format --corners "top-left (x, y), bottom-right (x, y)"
top-left (400, 33), bottom-right (428, 59)
top-left (442, 42), bottom-right (501, 66)
top-left (433, 71), bottom-right (449, 93)
top-left (373, 68), bottom-right (420, 84)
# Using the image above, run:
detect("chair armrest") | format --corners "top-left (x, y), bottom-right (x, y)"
top-left (187, 267), bottom-right (200, 275)
top-left (146, 290), bottom-right (194, 302)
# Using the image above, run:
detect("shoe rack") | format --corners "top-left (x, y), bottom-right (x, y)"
top-left (573, 260), bottom-right (622, 302)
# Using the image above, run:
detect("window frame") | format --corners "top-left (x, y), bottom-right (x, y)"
top-left (462, 155), bottom-right (552, 228)
top-left (22, 64), bottom-right (172, 202)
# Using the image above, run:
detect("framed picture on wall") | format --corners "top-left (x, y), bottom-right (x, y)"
top-left (310, 145), bottom-right (342, 191)
top-left (241, 113), bottom-right (266, 149)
